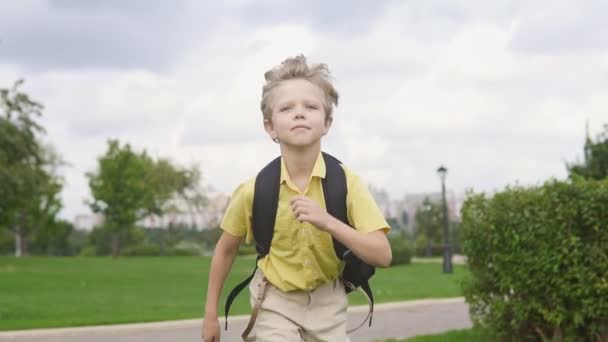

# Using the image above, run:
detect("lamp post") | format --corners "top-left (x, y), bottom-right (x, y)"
top-left (437, 165), bottom-right (453, 274)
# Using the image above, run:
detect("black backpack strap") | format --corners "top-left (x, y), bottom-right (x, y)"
top-left (361, 281), bottom-right (374, 326)
top-left (223, 156), bottom-right (281, 329)
top-left (252, 156), bottom-right (282, 256)
top-left (321, 152), bottom-right (349, 259)
top-left (345, 280), bottom-right (375, 333)
top-left (322, 152), bottom-right (375, 330)
top-left (224, 262), bottom-right (258, 330)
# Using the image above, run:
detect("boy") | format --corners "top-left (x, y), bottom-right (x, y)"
top-left (202, 55), bottom-right (392, 342)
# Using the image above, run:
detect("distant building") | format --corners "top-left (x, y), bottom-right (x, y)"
top-left (368, 185), bottom-right (393, 218)
top-left (73, 213), bottom-right (104, 231)
top-left (75, 187), bottom-right (465, 233)
top-left (73, 192), bottom-right (231, 231)
top-left (367, 185), bottom-right (465, 234)
top-left (138, 192), bottom-right (230, 230)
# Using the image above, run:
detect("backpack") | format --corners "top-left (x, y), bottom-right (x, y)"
top-left (224, 152), bottom-right (375, 331)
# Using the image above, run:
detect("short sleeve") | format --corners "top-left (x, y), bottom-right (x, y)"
top-left (343, 166), bottom-right (391, 234)
top-left (220, 178), bottom-right (255, 244)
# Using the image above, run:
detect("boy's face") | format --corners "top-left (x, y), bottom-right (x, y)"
top-left (264, 78), bottom-right (332, 148)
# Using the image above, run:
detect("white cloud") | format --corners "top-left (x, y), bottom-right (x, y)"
top-left (510, 0), bottom-right (608, 54)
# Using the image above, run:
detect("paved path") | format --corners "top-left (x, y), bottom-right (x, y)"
top-left (0, 298), bottom-right (470, 342)
top-left (411, 255), bottom-right (467, 265)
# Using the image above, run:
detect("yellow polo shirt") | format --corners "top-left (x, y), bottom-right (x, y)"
top-left (221, 152), bottom-right (390, 292)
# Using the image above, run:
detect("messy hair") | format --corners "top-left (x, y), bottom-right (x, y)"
top-left (260, 54), bottom-right (339, 123)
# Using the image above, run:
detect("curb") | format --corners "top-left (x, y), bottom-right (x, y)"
top-left (0, 297), bottom-right (466, 338)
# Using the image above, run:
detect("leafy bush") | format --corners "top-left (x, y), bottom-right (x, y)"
top-left (414, 234), bottom-right (445, 257)
top-left (79, 246), bottom-right (97, 257)
top-left (198, 227), bottom-right (223, 251)
top-left (31, 220), bottom-right (75, 256)
top-left (66, 229), bottom-right (89, 256)
top-left (167, 241), bottom-right (202, 256)
top-left (122, 243), bottom-right (160, 256)
top-left (86, 224), bottom-right (145, 256)
top-left (0, 228), bottom-right (13, 255)
top-left (388, 233), bottom-right (413, 266)
top-left (461, 177), bottom-right (608, 341)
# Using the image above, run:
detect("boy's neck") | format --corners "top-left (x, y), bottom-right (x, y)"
top-left (280, 142), bottom-right (321, 181)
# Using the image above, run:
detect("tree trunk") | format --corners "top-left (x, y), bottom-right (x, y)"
top-left (15, 227), bottom-right (22, 257)
top-left (21, 232), bottom-right (29, 256)
top-left (15, 209), bottom-right (30, 257)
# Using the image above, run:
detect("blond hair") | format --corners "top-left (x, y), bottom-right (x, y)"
top-left (260, 55), bottom-right (339, 123)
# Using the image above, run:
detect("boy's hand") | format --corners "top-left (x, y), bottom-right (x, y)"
top-left (290, 195), bottom-right (332, 231)
top-left (201, 316), bottom-right (220, 342)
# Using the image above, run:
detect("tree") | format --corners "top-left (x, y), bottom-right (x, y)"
top-left (145, 158), bottom-right (207, 228)
top-left (401, 210), bottom-right (409, 226)
top-left (386, 217), bottom-right (401, 231)
top-left (31, 219), bottom-right (74, 256)
top-left (23, 144), bottom-right (65, 255)
top-left (567, 123), bottom-right (608, 180)
top-left (0, 80), bottom-right (65, 256)
top-left (413, 198), bottom-right (443, 256)
top-left (86, 139), bottom-right (205, 256)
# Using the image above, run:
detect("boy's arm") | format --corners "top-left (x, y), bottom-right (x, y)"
top-left (201, 231), bottom-right (242, 341)
top-left (325, 218), bottom-right (391, 267)
top-left (291, 195), bottom-right (392, 267)
top-left (204, 231), bottom-right (242, 318)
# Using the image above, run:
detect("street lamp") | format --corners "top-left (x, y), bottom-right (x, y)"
top-left (437, 165), bottom-right (453, 274)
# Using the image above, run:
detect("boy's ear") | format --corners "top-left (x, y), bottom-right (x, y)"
top-left (264, 118), bottom-right (273, 130)
top-left (323, 116), bottom-right (333, 135)
top-left (264, 119), bottom-right (277, 140)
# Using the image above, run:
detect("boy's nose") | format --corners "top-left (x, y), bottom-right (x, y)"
top-left (293, 105), bottom-right (306, 118)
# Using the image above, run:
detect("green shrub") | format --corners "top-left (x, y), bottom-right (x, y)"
top-left (461, 177), bottom-right (608, 341)
top-left (87, 225), bottom-right (145, 256)
top-left (79, 246), bottom-right (97, 257)
top-left (0, 228), bottom-right (13, 255)
top-left (122, 243), bottom-right (160, 256)
top-left (414, 234), bottom-right (445, 257)
top-left (167, 241), bottom-right (202, 256)
top-left (199, 227), bottom-right (223, 251)
top-left (66, 229), bottom-right (89, 256)
top-left (388, 233), bottom-right (413, 266)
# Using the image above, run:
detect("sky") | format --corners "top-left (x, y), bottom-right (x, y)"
top-left (1, 0), bottom-right (607, 220)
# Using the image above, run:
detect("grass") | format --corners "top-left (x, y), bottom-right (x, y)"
top-left (0, 256), bottom-right (468, 330)
top-left (384, 328), bottom-right (488, 341)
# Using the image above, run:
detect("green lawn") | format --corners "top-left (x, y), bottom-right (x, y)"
top-left (384, 328), bottom-right (487, 341)
top-left (0, 256), bottom-right (468, 330)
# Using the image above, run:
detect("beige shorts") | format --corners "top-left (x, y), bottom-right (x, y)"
top-left (248, 270), bottom-right (350, 342)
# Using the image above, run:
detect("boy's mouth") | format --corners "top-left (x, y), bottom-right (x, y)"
top-left (291, 125), bottom-right (311, 131)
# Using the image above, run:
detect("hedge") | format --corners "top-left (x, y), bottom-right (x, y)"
top-left (460, 177), bottom-right (608, 341)
top-left (388, 233), bottom-right (414, 266)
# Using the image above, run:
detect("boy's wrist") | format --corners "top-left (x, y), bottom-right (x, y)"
top-left (204, 310), bottom-right (218, 320)
top-left (204, 302), bottom-right (218, 320)
top-left (324, 215), bottom-right (339, 233)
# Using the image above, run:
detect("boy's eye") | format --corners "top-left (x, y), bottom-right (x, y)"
top-left (306, 105), bottom-right (318, 110)
top-left (279, 106), bottom-right (291, 112)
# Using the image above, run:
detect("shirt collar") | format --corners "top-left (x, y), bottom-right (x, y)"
top-left (280, 151), bottom-right (326, 184)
